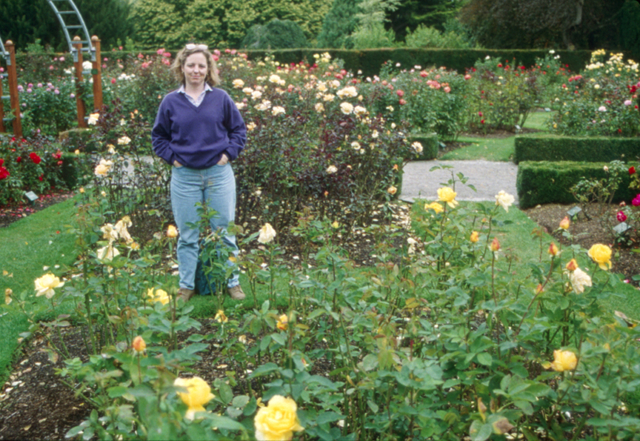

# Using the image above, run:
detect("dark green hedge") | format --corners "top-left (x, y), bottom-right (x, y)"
top-left (517, 161), bottom-right (636, 209)
top-left (408, 133), bottom-right (438, 160)
top-left (243, 48), bottom-right (595, 75)
top-left (514, 134), bottom-right (640, 164)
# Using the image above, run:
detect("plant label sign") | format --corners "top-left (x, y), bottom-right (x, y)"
top-left (24, 191), bottom-right (38, 202)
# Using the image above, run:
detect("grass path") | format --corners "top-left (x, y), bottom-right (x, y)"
top-left (0, 196), bottom-right (81, 382)
top-left (440, 111), bottom-right (554, 161)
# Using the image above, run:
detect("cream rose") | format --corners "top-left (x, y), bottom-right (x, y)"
top-left (34, 273), bottom-right (65, 299)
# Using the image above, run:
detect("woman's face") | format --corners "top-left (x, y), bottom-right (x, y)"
top-left (182, 52), bottom-right (208, 88)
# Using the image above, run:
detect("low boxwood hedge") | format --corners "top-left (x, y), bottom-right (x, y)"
top-left (517, 161), bottom-right (636, 209)
top-left (408, 133), bottom-right (438, 160)
top-left (514, 134), bottom-right (640, 164)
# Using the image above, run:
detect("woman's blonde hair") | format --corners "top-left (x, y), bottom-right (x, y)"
top-left (170, 44), bottom-right (221, 87)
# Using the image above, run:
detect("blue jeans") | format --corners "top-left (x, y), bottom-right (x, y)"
top-left (171, 163), bottom-right (239, 290)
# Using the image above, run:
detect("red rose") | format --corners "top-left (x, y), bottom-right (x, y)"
top-left (38, 174), bottom-right (44, 181)
top-left (0, 166), bottom-right (9, 180)
top-left (57, 160), bottom-right (63, 166)
top-left (29, 152), bottom-right (41, 164)
top-left (396, 90), bottom-right (404, 98)
top-left (399, 98), bottom-right (406, 105)
top-left (16, 156), bottom-right (22, 163)
top-left (630, 166), bottom-right (636, 175)
top-left (481, 119), bottom-right (485, 124)
top-left (617, 211), bottom-right (627, 222)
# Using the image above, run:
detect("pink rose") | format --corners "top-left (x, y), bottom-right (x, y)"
top-left (617, 211), bottom-right (627, 222)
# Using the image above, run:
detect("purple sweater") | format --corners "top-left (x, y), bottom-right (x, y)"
top-left (152, 88), bottom-right (246, 169)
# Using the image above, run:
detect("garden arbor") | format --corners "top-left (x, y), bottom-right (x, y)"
top-left (0, 0), bottom-right (103, 137)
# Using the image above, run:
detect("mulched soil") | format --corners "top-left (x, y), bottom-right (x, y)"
top-left (0, 190), bottom-right (75, 228)
top-left (524, 202), bottom-right (640, 284)
top-left (2, 194), bottom-right (640, 439)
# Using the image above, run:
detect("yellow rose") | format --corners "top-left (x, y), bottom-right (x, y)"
top-left (495, 190), bottom-right (514, 212)
top-left (566, 258), bottom-right (578, 272)
top-left (254, 395), bottom-right (304, 441)
top-left (34, 273), bottom-right (65, 299)
top-left (147, 288), bottom-right (169, 305)
top-left (548, 243), bottom-right (559, 257)
top-left (550, 350), bottom-right (578, 372)
top-left (425, 202), bottom-right (444, 214)
top-left (387, 186), bottom-right (397, 195)
top-left (437, 187), bottom-right (458, 208)
top-left (587, 244), bottom-right (612, 270)
top-left (5, 288), bottom-right (12, 305)
top-left (470, 231), bottom-right (479, 243)
top-left (174, 377), bottom-right (215, 420)
top-left (559, 216), bottom-right (570, 230)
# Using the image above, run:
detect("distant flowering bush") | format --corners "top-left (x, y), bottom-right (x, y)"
top-left (548, 50), bottom-right (640, 136)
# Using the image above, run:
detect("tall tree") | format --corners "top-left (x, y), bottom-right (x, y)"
top-left (388, 0), bottom-right (465, 42)
top-left (460, 0), bottom-right (626, 49)
top-left (316, 0), bottom-right (361, 48)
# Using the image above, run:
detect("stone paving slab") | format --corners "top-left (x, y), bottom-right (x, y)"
top-left (400, 160), bottom-right (519, 203)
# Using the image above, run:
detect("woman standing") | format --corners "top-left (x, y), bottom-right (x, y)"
top-left (152, 44), bottom-right (246, 302)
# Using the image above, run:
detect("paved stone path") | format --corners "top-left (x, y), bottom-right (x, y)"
top-left (401, 160), bottom-right (518, 203)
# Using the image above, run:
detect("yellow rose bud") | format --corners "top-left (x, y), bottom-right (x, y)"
top-left (277, 314), bottom-right (288, 331)
top-left (254, 395), bottom-right (304, 441)
top-left (548, 243), bottom-right (559, 256)
top-left (559, 216), bottom-right (570, 230)
top-left (166, 225), bottom-right (178, 238)
top-left (470, 231), bottom-right (479, 243)
top-left (387, 186), bottom-right (397, 195)
top-left (174, 377), bottom-right (215, 420)
top-left (588, 244), bottom-right (612, 270)
top-left (550, 349), bottom-right (578, 372)
top-left (132, 335), bottom-right (146, 353)
top-left (566, 258), bottom-right (578, 272)
top-left (4, 288), bottom-right (12, 305)
top-left (490, 237), bottom-right (500, 252)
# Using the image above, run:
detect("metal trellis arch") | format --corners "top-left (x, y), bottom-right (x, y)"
top-left (46, 0), bottom-right (95, 62)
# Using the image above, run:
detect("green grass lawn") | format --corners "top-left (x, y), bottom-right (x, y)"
top-left (439, 111), bottom-right (555, 162)
top-left (0, 196), bottom-right (81, 383)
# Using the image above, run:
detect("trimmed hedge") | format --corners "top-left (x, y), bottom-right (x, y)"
top-left (516, 161), bottom-right (635, 209)
top-left (408, 133), bottom-right (438, 160)
top-left (243, 48), bottom-right (594, 76)
top-left (514, 134), bottom-right (640, 164)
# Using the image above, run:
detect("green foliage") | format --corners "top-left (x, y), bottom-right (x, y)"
top-left (131, 0), bottom-right (331, 49)
top-left (514, 134), bottom-right (640, 163)
top-left (316, 0), bottom-right (361, 49)
top-left (390, 0), bottom-right (465, 42)
top-left (241, 19), bottom-right (309, 50)
top-left (516, 161), bottom-right (635, 208)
